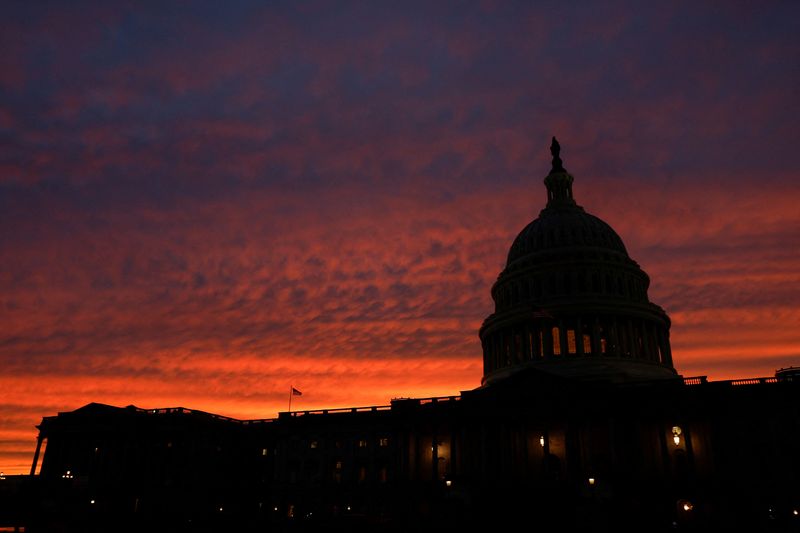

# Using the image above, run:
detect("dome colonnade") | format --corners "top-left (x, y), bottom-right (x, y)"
top-left (479, 138), bottom-right (676, 384)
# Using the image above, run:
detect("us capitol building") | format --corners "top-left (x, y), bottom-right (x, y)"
top-left (2, 140), bottom-right (798, 532)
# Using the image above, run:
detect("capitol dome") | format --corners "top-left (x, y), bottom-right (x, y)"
top-left (479, 138), bottom-right (678, 385)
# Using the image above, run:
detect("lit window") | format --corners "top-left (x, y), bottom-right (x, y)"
top-left (358, 466), bottom-right (367, 482)
top-left (261, 448), bottom-right (268, 456)
top-left (583, 334), bottom-right (591, 354)
top-left (379, 437), bottom-right (389, 447)
top-left (378, 466), bottom-right (387, 483)
top-left (310, 440), bottom-right (318, 449)
top-left (600, 338), bottom-right (607, 354)
top-left (335, 461), bottom-right (342, 470)
top-left (358, 439), bottom-right (367, 448)
top-left (567, 330), bottom-right (576, 354)
top-left (552, 327), bottom-right (561, 355)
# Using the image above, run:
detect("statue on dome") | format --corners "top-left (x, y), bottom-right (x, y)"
top-left (550, 136), bottom-right (564, 172)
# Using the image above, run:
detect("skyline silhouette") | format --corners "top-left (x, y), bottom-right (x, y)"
top-left (2, 1), bottom-right (799, 476)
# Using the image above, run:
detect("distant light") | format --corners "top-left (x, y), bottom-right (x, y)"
top-left (673, 435), bottom-right (681, 446)
top-left (274, 507), bottom-right (278, 512)
top-left (793, 509), bottom-right (798, 516)
top-left (588, 477), bottom-right (595, 485)
top-left (346, 506), bottom-right (351, 511)
top-left (539, 435), bottom-right (545, 447)
top-left (219, 507), bottom-right (223, 512)
top-left (683, 502), bottom-right (693, 512)
top-left (90, 499), bottom-right (95, 505)
top-left (445, 480), bottom-right (452, 487)
top-left (0, 472), bottom-right (5, 480)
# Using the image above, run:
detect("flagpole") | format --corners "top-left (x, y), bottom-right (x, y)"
top-left (288, 386), bottom-right (293, 413)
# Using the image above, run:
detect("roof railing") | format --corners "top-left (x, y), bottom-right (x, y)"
top-left (683, 376), bottom-right (779, 386)
top-left (682, 376), bottom-right (707, 385)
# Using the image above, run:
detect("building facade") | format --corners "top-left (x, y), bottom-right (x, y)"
top-left (5, 140), bottom-right (800, 532)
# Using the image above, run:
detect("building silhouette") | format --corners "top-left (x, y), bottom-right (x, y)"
top-left (2, 140), bottom-right (799, 532)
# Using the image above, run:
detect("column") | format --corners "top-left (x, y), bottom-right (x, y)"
top-left (30, 434), bottom-right (44, 476)
top-left (523, 325), bottom-right (532, 361)
top-left (606, 318), bottom-right (621, 357)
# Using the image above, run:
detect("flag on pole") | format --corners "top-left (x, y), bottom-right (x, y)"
top-left (291, 387), bottom-right (303, 396)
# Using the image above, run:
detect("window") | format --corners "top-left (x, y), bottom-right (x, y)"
top-left (378, 466), bottom-right (388, 483)
top-left (567, 330), bottom-right (576, 354)
top-left (358, 466), bottom-right (367, 483)
top-left (583, 334), bottom-right (591, 354)
top-left (552, 327), bottom-right (561, 355)
top-left (358, 439), bottom-right (367, 448)
top-left (379, 437), bottom-right (389, 447)
top-left (261, 448), bottom-right (268, 456)
top-left (309, 440), bottom-right (318, 449)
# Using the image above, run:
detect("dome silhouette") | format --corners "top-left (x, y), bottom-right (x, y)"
top-left (479, 137), bottom-right (677, 385)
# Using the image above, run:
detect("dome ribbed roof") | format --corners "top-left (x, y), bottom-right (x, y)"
top-left (506, 208), bottom-right (628, 267)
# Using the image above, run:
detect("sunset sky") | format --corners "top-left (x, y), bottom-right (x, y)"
top-left (2, 1), bottom-right (799, 474)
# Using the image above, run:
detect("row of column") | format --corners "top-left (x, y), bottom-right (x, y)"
top-left (482, 316), bottom-right (672, 374)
